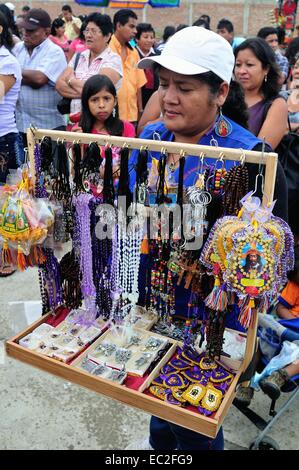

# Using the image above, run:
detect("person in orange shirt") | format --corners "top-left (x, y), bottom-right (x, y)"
top-left (109, 9), bottom-right (146, 124)
top-left (277, 245), bottom-right (299, 319)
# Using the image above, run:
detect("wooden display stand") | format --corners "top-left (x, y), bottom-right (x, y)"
top-left (5, 128), bottom-right (278, 438)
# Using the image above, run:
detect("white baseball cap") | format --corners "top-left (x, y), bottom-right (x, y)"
top-left (5, 2), bottom-right (15, 11)
top-left (138, 26), bottom-right (234, 84)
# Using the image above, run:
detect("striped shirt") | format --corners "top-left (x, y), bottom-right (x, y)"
top-left (14, 38), bottom-right (67, 132)
top-left (69, 47), bottom-right (123, 114)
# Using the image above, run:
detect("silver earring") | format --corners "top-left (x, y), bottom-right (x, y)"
top-left (264, 75), bottom-right (268, 83)
top-left (112, 108), bottom-right (116, 118)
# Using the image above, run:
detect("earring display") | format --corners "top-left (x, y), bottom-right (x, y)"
top-left (77, 327), bottom-right (168, 377)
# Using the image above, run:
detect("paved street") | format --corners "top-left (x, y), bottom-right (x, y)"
top-left (0, 266), bottom-right (298, 450)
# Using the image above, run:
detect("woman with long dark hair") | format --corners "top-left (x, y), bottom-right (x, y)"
top-left (49, 17), bottom-right (69, 58)
top-left (234, 37), bottom-right (288, 150)
top-left (0, 11), bottom-right (22, 276)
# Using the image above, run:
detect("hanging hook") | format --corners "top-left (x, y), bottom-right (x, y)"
top-left (239, 149), bottom-right (246, 166)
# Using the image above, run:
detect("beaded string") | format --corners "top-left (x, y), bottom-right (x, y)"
top-left (34, 143), bottom-right (48, 198)
top-left (73, 193), bottom-right (96, 299)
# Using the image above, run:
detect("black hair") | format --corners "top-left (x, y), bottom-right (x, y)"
top-left (22, 6), bottom-right (30, 13)
top-left (217, 18), bottom-right (234, 33)
top-left (162, 25), bottom-right (175, 42)
top-left (51, 17), bottom-right (65, 36)
top-left (79, 14), bottom-right (87, 23)
top-left (194, 72), bottom-right (249, 127)
top-left (285, 37), bottom-right (299, 66)
top-left (192, 18), bottom-right (210, 29)
top-left (257, 26), bottom-right (278, 40)
top-left (85, 12), bottom-right (113, 37)
top-left (199, 14), bottom-right (210, 27)
top-left (223, 80), bottom-right (249, 129)
top-left (136, 22), bottom-right (155, 39)
top-left (113, 9), bottom-right (137, 30)
top-left (80, 75), bottom-right (124, 136)
top-left (78, 20), bottom-right (87, 41)
top-left (234, 37), bottom-right (281, 101)
top-left (0, 11), bottom-right (13, 50)
top-left (287, 245), bottom-right (299, 283)
top-left (0, 4), bottom-right (19, 38)
top-left (62, 5), bottom-right (72, 13)
top-left (277, 26), bottom-right (286, 45)
top-left (176, 24), bottom-right (188, 32)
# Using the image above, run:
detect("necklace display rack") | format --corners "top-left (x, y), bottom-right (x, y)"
top-left (5, 127), bottom-right (278, 438)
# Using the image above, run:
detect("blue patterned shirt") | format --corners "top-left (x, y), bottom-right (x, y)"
top-left (14, 38), bottom-right (67, 132)
top-left (275, 51), bottom-right (289, 80)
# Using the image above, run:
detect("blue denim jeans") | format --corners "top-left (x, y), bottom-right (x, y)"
top-left (149, 416), bottom-right (224, 451)
top-left (0, 132), bottom-right (25, 183)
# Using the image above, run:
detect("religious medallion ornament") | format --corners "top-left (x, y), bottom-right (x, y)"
top-left (200, 192), bottom-right (294, 330)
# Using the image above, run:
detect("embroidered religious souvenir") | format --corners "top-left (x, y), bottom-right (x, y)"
top-left (168, 357), bottom-right (191, 370)
top-left (161, 364), bottom-right (176, 375)
top-left (182, 383), bottom-right (207, 406)
top-left (181, 347), bottom-right (202, 365)
top-left (163, 373), bottom-right (188, 389)
top-left (200, 192), bottom-right (294, 333)
top-left (210, 368), bottom-right (233, 383)
top-left (165, 394), bottom-right (182, 406)
top-left (182, 367), bottom-right (205, 383)
top-left (172, 387), bottom-right (187, 403)
top-left (151, 375), bottom-right (166, 387)
top-left (214, 110), bottom-right (232, 138)
top-left (149, 385), bottom-right (167, 401)
top-left (200, 384), bottom-right (223, 412)
top-left (199, 356), bottom-right (218, 370)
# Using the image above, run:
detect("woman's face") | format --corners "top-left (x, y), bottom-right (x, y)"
top-left (293, 58), bottom-right (299, 81)
top-left (137, 31), bottom-right (155, 53)
top-left (234, 48), bottom-right (269, 94)
top-left (56, 25), bottom-right (65, 37)
top-left (84, 22), bottom-right (110, 53)
top-left (88, 88), bottom-right (116, 123)
top-left (158, 68), bottom-right (228, 139)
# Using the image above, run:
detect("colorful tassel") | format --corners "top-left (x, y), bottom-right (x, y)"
top-left (17, 243), bottom-right (27, 271)
top-left (32, 245), bottom-right (46, 265)
top-left (205, 277), bottom-right (228, 311)
top-left (238, 296), bottom-right (255, 329)
top-left (1, 240), bottom-right (13, 265)
top-left (258, 295), bottom-right (270, 314)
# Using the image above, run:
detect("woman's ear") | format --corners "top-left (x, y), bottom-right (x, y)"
top-left (216, 82), bottom-right (230, 107)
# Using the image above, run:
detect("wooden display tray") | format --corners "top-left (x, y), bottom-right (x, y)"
top-left (6, 312), bottom-right (246, 438)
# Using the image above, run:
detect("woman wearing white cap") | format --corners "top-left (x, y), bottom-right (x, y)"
top-left (128, 26), bottom-right (288, 450)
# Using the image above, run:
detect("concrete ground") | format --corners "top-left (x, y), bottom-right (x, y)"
top-left (0, 266), bottom-right (298, 450)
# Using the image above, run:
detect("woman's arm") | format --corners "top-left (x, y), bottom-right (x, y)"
top-left (258, 97), bottom-right (288, 150)
top-left (137, 90), bottom-right (162, 136)
top-left (0, 74), bottom-right (16, 94)
top-left (55, 66), bottom-right (81, 98)
top-left (276, 302), bottom-right (297, 319)
top-left (99, 67), bottom-right (121, 87)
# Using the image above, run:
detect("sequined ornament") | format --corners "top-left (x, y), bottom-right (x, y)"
top-left (200, 192), bottom-right (294, 333)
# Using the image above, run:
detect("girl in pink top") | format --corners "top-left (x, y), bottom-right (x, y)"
top-left (49, 18), bottom-right (69, 59)
top-left (71, 75), bottom-right (135, 188)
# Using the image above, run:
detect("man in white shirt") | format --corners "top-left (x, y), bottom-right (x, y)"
top-left (61, 4), bottom-right (82, 41)
top-left (14, 8), bottom-right (67, 140)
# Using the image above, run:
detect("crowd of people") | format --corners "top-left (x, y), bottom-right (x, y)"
top-left (1, 3), bottom-right (299, 451)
